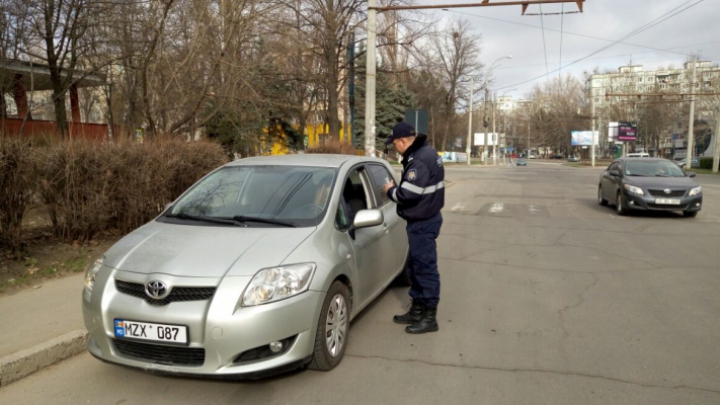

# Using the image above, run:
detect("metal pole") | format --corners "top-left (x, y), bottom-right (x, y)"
top-left (591, 94), bottom-right (596, 167)
top-left (483, 86), bottom-right (489, 163)
top-left (466, 76), bottom-right (473, 165)
top-left (364, 0), bottom-right (377, 157)
top-left (686, 55), bottom-right (697, 170)
top-left (492, 91), bottom-right (497, 165)
top-left (713, 106), bottom-right (720, 173)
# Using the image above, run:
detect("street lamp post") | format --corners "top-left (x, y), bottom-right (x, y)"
top-left (481, 55), bottom-right (512, 165)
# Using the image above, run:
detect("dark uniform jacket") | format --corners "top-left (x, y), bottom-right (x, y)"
top-left (386, 134), bottom-right (445, 221)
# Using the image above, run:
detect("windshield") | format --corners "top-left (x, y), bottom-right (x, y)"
top-left (624, 161), bottom-right (686, 177)
top-left (166, 165), bottom-right (337, 227)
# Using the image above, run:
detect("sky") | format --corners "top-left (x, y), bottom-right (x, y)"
top-left (417, 0), bottom-right (720, 99)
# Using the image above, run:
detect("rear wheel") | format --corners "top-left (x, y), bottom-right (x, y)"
top-left (308, 281), bottom-right (350, 371)
top-left (616, 191), bottom-right (627, 216)
top-left (683, 211), bottom-right (698, 218)
top-left (598, 186), bottom-right (608, 206)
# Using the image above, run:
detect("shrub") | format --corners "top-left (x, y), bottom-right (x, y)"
top-left (699, 157), bottom-right (713, 170)
top-left (0, 137), bottom-right (37, 252)
top-left (307, 139), bottom-right (359, 155)
top-left (34, 138), bottom-right (228, 242)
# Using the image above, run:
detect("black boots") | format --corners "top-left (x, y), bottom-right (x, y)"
top-left (405, 306), bottom-right (439, 334)
top-left (393, 301), bottom-right (424, 325)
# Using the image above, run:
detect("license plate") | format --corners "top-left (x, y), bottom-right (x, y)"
top-left (114, 319), bottom-right (188, 345)
top-left (655, 198), bottom-right (681, 205)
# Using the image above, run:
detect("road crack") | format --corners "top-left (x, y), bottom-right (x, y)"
top-left (345, 354), bottom-right (720, 395)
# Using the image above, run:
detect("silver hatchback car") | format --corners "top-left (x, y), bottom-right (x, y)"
top-left (83, 154), bottom-right (409, 378)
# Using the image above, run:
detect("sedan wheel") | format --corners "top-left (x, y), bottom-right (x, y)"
top-left (616, 192), bottom-right (627, 216)
top-left (683, 211), bottom-right (698, 218)
top-left (598, 186), bottom-right (608, 206)
top-left (308, 281), bottom-right (349, 371)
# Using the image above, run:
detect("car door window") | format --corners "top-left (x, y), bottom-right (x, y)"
top-left (340, 167), bottom-right (371, 226)
top-left (366, 164), bottom-right (393, 207)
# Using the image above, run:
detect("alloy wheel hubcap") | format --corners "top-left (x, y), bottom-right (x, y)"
top-left (325, 294), bottom-right (347, 357)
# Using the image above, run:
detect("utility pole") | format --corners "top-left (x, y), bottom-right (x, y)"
top-left (483, 86), bottom-right (490, 163)
top-left (591, 94), bottom-right (596, 167)
top-left (686, 55), bottom-right (697, 171)
top-left (466, 77), bottom-right (474, 165)
top-left (364, 0), bottom-right (583, 157)
top-left (364, 0), bottom-right (377, 156)
top-left (492, 91), bottom-right (497, 165)
top-left (713, 106), bottom-right (720, 173)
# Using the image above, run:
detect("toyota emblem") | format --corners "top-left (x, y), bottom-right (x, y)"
top-left (664, 189), bottom-right (672, 195)
top-left (145, 280), bottom-right (169, 299)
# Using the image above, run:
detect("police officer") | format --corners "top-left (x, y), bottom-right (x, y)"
top-left (383, 121), bottom-right (445, 334)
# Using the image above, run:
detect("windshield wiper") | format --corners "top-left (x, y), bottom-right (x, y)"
top-left (230, 215), bottom-right (296, 228)
top-left (165, 212), bottom-right (235, 225)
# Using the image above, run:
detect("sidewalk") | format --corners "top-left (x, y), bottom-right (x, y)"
top-left (0, 274), bottom-right (88, 386)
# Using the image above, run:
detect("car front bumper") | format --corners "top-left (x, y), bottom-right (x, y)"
top-left (83, 268), bottom-right (325, 378)
top-left (622, 191), bottom-right (702, 212)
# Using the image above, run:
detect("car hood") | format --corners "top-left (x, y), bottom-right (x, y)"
top-left (102, 221), bottom-right (316, 277)
top-left (625, 176), bottom-right (697, 188)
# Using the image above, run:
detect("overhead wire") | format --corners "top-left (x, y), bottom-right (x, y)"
top-left (492, 0), bottom-right (707, 90)
top-left (445, 1), bottom-right (715, 60)
top-left (539, 4), bottom-right (550, 77)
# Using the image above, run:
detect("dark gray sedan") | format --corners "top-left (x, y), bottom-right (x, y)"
top-left (598, 158), bottom-right (703, 217)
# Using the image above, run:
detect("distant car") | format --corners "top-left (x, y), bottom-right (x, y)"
top-left (550, 155), bottom-right (564, 160)
top-left (516, 158), bottom-right (527, 166)
top-left (598, 158), bottom-right (702, 217)
top-left (567, 156), bottom-right (580, 162)
top-left (528, 154), bottom-right (537, 159)
top-left (675, 158), bottom-right (700, 168)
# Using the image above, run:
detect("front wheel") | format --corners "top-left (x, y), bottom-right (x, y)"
top-left (616, 191), bottom-right (627, 216)
top-left (683, 211), bottom-right (698, 218)
top-left (308, 281), bottom-right (350, 371)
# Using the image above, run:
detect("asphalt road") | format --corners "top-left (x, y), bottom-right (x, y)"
top-left (2, 163), bottom-right (719, 405)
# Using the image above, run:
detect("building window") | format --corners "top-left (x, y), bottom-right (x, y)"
top-left (660, 83), bottom-right (667, 89)
top-left (705, 81), bottom-right (712, 88)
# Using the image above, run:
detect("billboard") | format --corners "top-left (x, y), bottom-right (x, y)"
top-left (474, 133), bottom-right (500, 146)
top-left (571, 131), bottom-right (599, 146)
top-left (608, 121), bottom-right (637, 142)
top-left (618, 122), bottom-right (637, 141)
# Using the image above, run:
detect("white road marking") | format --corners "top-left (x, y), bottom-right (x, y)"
top-left (528, 205), bottom-right (540, 214)
top-left (451, 203), bottom-right (466, 212)
top-left (489, 203), bottom-right (504, 213)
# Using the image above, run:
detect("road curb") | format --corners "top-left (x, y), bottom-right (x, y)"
top-left (0, 329), bottom-right (88, 387)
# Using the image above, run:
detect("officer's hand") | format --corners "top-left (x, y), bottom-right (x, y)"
top-left (383, 180), bottom-right (395, 194)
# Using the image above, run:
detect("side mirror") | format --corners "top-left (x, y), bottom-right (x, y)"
top-left (687, 172), bottom-right (697, 178)
top-left (609, 171), bottom-right (620, 177)
top-left (351, 209), bottom-right (384, 230)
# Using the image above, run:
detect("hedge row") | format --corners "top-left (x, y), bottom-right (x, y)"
top-left (0, 137), bottom-right (228, 252)
top-left (699, 157), bottom-right (714, 170)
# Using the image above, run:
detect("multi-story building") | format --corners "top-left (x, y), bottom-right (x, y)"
top-left (585, 61), bottom-right (720, 157)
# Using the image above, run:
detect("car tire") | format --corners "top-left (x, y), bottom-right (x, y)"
top-left (616, 191), bottom-right (627, 216)
top-left (308, 280), bottom-right (350, 371)
top-left (683, 211), bottom-right (698, 218)
top-left (598, 186), bottom-right (608, 206)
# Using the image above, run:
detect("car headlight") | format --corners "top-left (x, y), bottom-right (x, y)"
top-left (689, 186), bottom-right (702, 196)
top-left (242, 263), bottom-right (316, 306)
top-left (623, 184), bottom-right (644, 195)
top-left (84, 258), bottom-right (104, 292)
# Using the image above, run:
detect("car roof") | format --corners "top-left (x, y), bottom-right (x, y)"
top-left (224, 154), bottom-right (388, 169)
top-left (615, 158), bottom-right (668, 163)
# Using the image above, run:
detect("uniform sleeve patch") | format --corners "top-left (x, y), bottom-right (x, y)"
top-left (407, 169), bottom-right (417, 180)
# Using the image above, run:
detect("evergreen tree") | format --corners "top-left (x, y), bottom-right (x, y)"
top-left (352, 49), bottom-right (417, 150)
